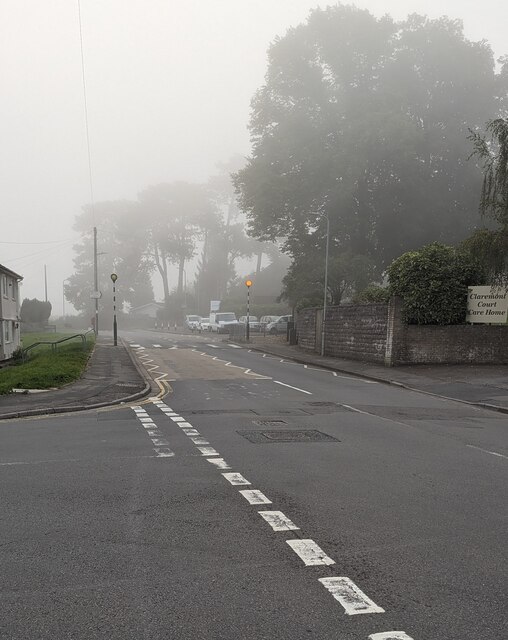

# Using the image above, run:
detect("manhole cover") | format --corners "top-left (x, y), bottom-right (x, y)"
top-left (253, 419), bottom-right (287, 426)
top-left (237, 430), bottom-right (339, 444)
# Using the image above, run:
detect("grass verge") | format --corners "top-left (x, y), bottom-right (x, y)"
top-left (0, 334), bottom-right (95, 395)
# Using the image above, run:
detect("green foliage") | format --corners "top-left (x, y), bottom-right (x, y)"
top-left (235, 5), bottom-right (508, 296)
top-left (0, 338), bottom-right (94, 395)
top-left (467, 118), bottom-right (508, 280)
top-left (353, 285), bottom-right (391, 304)
top-left (388, 243), bottom-right (483, 325)
top-left (20, 298), bottom-right (52, 324)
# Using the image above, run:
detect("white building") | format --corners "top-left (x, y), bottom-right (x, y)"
top-left (0, 264), bottom-right (23, 361)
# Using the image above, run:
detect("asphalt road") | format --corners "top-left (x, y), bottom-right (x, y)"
top-left (1, 328), bottom-right (506, 640)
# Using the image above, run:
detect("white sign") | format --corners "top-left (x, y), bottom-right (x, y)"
top-left (210, 300), bottom-right (220, 312)
top-left (466, 286), bottom-right (508, 323)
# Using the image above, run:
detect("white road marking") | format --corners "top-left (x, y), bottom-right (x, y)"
top-left (228, 344), bottom-right (242, 348)
top-left (222, 472), bottom-right (251, 486)
top-left (182, 428), bottom-right (200, 436)
top-left (170, 417), bottom-right (185, 422)
top-left (467, 444), bottom-right (508, 459)
top-left (130, 344), bottom-right (141, 347)
top-left (258, 511), bottom-right (299, 531)
top-left (207, 458), bottom-right (231, 470)
top-left (154, 447), bottom-right (175, 457)
top-left (190, 437), bottom-right (210, 445)
top-left (139, 418), bottom-right (154, 423)
top-left (152, 344), bottom-right (162, 348)
top-left (178, 422), bottom-right (193, 428)
top-left (151, 438), bottom-right (170, 446)
top-left (206, 344), bottom-right (220, 348)
top-left (274, 380), bottom-right (312, 395)
top-left (239, 489), bottom-right (272, 505)
top-left (146, 430), bottom-right (163, 437)
top-left (286, 539), bottom-right (335, 566)
top-left (369, 633), bottom-right (414, 640)
top-left (319, 577), bottom-right (385, 615)
top-left (197, 447), bottom-right (220, 456)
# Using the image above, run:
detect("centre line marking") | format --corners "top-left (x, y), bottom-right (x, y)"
top-left (258, 511), bottom-right (299, 531)
top-left (239, 489), bottom-right (272, 505)
top-left (207, 458), bottom-right (231, 470)
top-left (286, 539), bottom-right (335, 566)
top-left (197, 447), bottom-right (220, 456)
top-left (222, 472), bottom-right (251, 486)
top-left (319, 577), bottom-right (385, 615)
top-left (190, 437), bottom-right (210, 445)
top-left (467, 444), bottom-right (507, 459)
top-left (170, 417), bottom-right (185, 422)
top-left (274, 381), bottom-right (312, 395)
top-left (369, 633), bottom-right (415, 640)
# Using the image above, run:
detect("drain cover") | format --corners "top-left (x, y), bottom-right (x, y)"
top-left (238, 429), bottom-right (339, 444)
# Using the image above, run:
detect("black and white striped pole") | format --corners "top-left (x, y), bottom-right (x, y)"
top-left (111, 273), bottom-right (118, 346)
top-left (245, 279), bottom-right (252, 342)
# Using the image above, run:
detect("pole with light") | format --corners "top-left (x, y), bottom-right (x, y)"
top-left (245, 279), bottom-right (252, 342)
top-left (110, 273), bottom-right (118, 346)
top-left (310, 212), bottom-right (330, 357)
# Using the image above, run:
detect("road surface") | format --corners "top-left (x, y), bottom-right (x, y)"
top-left (1, 329), bottom-right (506, 639)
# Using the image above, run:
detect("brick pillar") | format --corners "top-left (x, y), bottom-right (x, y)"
top-left (385, 297), bottom-right (404, 366)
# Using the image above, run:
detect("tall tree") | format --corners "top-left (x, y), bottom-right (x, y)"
top-left (466, 117), bottom-right (508, 279)
top-left (235, 5), bottom-right (508, 306)
top-left (66, 201), bottom-right (153, 316)
top-left (139, 182), bottom-right (217, 314)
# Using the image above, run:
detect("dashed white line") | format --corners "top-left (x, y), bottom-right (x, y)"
top-left (222, 472), bottom-right (251, 486)
top-left (274, 380), bottom-right (312, 395)
top-left (206, 344), bottom-right (220, 348)
top-left (228, 344), bottom-right (242, 348)
top-left (258, 511), bottom-right (299, 531)
top-left (190, 437), bottom-right (210, 445)
top-left (152, 344), bottom-right (162, 348)
top-left (467, 444), bottom-right (507, 459)
top-left (207, 458), bottom-right (231, 470)
top-left (151, 438), bottom-right (170, 447)
top-left (286, 539), bottom-right (335, 566)
top-left (154, 447), bottom-right (174, 458)
top-left (319, 577), bottom-right (385, 615)
top-left (170, 417), bottom-right (185, 422)
top-left (197, 447), bottom-right (220, 456)
top-left (369, 633), bottom-right (414, 640)
top-left (239, 489), bottom-right (272, 505)
top-left (182, 428), bottom-right (200, 436)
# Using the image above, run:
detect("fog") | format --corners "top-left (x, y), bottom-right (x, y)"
top-left (0, 0), bottom-right (506, 316)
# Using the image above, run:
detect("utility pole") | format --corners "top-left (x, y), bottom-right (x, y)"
top-left (111, 273), bottom-right (118, 346)
top-left (93, 226), bottom-right (98, 336)
top-left (44, 265), bottom-right (48, 302)
top-left (245, 280), bottom-right (252, 342)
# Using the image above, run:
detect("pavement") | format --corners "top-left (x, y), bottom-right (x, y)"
top-left (241, 337), bottom-right (508, 414)
top-left (0, 336), bottom-right (152, 420)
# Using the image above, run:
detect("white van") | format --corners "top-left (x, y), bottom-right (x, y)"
top-left (209, 312), bottom-right (239, 334)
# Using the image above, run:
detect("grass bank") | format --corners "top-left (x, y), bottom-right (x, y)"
top-left (0, 333), bottom-right (95, 395)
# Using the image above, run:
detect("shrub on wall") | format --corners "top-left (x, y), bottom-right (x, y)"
top-left (353, 285), bottom-right (391, 304)
top-left (388, 243), bottom-right (483, 325)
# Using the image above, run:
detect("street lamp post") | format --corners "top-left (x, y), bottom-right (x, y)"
top-left (110, 273), bottom-right (118, 346)
top-left (310, 213), bottom-right (330, 357)
top-left (245, 280), bottom-right (252, 342)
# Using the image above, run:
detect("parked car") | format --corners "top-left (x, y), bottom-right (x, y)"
top-left (259, 315), bottom-right (280, 330)
top-left (209, 311), bottom-right (239, 334)
top-left (185, 315), bottom-right (201, 331)
top-left (238, 315), bottom-right (262, 332)
top-left (266, 315), bottom-right (293, 335)
top-left (199, 317), bottom-right (210, 332)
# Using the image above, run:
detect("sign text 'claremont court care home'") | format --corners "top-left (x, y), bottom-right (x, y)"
top-left (466, 286), bottom-right (508, 323)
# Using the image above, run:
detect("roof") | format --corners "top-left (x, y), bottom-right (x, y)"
top-left (130, 301), bottom-right (164, 312)
top-left (0, 264), bottom-right (23, 280)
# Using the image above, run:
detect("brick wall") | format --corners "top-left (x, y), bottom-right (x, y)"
top-left (396, 324), bottom-right (508, 364)
top-left (297, 300), bottom-right (508, 365)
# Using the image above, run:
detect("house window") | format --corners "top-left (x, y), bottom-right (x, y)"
top-left (10, 279), bottom-right (15, 300)
top-left (1, 274), bottom-right (7, 298)
top-left (4, 320), bottom-right (12, 343)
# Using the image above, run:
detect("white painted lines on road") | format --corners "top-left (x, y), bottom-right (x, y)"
top-left (197, 446), bottom-right (220, 456)
top-left (190, 437), bottom-right (210, 445)
top-left (369, 633), bottom-right (414, 640)
top-left (154, 447), bottom-right (174, 458)
top-left (239, 489), bottom-right (272, 505)
top-left (131, 406), bottom-right (174, 458)
top-left (467, 444), bottom-right (508, 459)
top-left (222, 472), bottom-right (251, 486)
top-left (274, 380), bottom-right (312, 395)
top-left (258, 511), bottom-right (299, 532)
top-left (286, 539), bottom-right (335, 566)
top-left (228, 344), bottom-right (242, 348)
top-left (152, 344), bottom-right (162, 348)
top-left (182, 428), bottom-right (200, 436)
top-left (170, 416), bottom-right (185, 422)
top-left (319, 577), bottom-right (385, 615)
top-left (206, 344), bottom-right (220, 348)
top-left (151, 438), bottom-right (170, 447)
top-left (207, 457), bottom-right (231, 470)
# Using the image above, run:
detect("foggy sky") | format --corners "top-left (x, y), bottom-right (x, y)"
top-left (1, 0), bottom-right (506, 313)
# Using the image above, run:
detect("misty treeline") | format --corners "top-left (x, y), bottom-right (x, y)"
top-left (65, 155), bottom-right (285, 318)
top-left (234, 5), bottom-right (508, 307)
